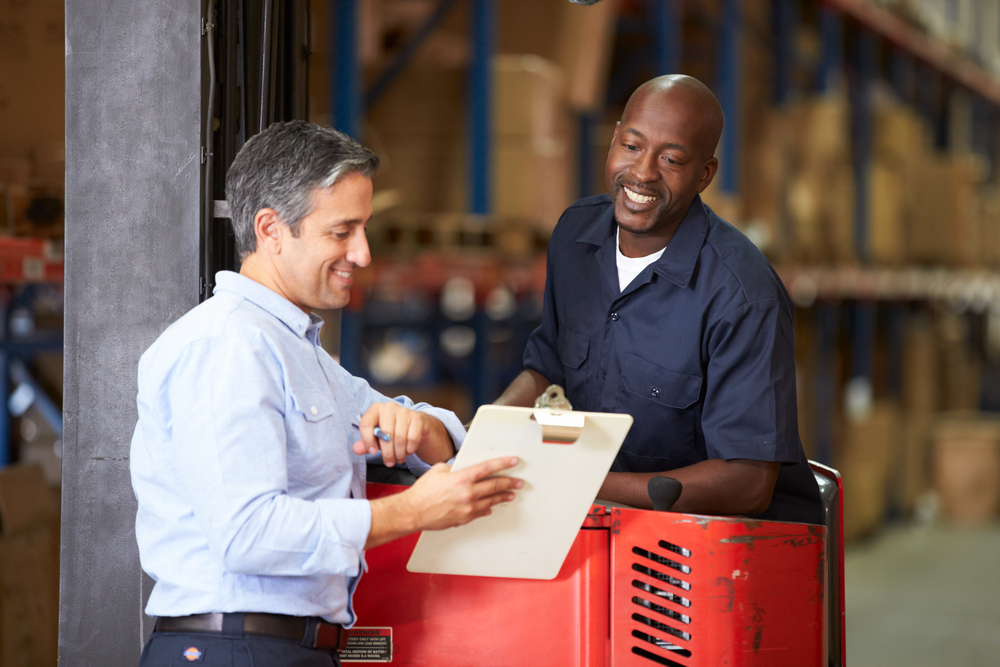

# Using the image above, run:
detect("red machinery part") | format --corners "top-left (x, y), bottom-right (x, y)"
top-left (608, 508), bottom-right (825, 667)
top-left (351, 483), bottom-right (832, 666)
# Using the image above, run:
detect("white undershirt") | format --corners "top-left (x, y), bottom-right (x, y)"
top-left (616, 227), bottom-right (666, 292)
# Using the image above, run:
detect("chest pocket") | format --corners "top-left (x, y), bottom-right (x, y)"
top-left (618, 352), bottom-right (702, 463)
top-left (290, 389), bottom-right (336, 423)
top-left (287, 388), bottom-right (343, 486)
top-left (559, 329), bottom-right (591, 406)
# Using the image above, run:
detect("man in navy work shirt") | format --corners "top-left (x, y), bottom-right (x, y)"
top-left (497, 75), bottom-right (822, 525)
top-left (130, 122), bottom-right (522, 667)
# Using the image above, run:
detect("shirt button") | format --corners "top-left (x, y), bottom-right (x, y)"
top-left (611, 312), bottom-right (619, 321)
top-left (310, 406), bottom-right (318, 415)
top-left (651, 388), bottom-right (660, 398)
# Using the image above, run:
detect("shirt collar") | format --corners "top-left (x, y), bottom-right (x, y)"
top-left (213, 271), bottom-right (324, 340)
top-left (576, 195), bottom-right (709, 290)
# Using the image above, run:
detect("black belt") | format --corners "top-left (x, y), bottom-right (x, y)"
top-left (154, 613), bottom-right (348, 651)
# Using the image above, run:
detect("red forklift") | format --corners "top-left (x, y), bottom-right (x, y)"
top-left (344, 461), bottom-right (845, 667)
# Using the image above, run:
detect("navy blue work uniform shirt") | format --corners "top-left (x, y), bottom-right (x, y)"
top-left (524, 194), bottom-right (823, 525)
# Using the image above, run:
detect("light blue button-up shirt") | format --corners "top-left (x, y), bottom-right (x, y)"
top-left (130, 271), bottom-right (465, 624)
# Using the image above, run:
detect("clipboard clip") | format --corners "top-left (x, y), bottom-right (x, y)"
top-left (532, 385), bottom-right (584, 444)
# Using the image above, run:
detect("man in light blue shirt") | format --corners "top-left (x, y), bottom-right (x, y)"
top-left (130, 121), bottom-right (521, 667)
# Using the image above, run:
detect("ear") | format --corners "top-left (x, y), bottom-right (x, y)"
top-left (696, 157), bottom-right (719, 193)
top-left (254, 208), bottom-right (285, 254)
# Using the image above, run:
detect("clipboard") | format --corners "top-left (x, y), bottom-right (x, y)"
top-left (406, 394), bottom-right (633, 580)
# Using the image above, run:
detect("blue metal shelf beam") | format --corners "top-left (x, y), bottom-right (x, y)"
top-left (653, 0), bottom-right (682, 76)
top-left (718, 0), bottom-right (741, 195)
top-left (772, 0), bottom-right (797, 104)
top-left (467, 0), bottom-right (495, 215)
top-left (331, 0), bottom-right (361, 138)
top-left (819, 6), bottom-right (843, 93)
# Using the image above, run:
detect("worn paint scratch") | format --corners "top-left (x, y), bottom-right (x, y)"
top-left (610, 509), bottom-right (621, 535)
top-left (750, 604), bottom-right (765, 652)
top-left (713, 576), bottom-right (734, 612)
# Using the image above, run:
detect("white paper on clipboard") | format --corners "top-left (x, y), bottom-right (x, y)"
top-left (406, 404), bottom-right (633, 580)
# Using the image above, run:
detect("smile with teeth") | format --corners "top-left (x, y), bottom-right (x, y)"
top-left (623, 186), bottom-right (660, 204)
top-left (333, 270), bottom-right (352, 279)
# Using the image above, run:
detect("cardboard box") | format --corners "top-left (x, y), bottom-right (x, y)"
top-left (874, 103), bottom-right (929, 167)
top-left (365, 67), bottom-right (466, 139)
top-left (868, 159), bottom-right (906, 265)
top-left (909, 157), bottom-right (951, 264)
top-left (366, 59), bottom-right (571, 228)
top-left (785, 160), bottom-right (855, 264)
top-left (495, 138), bottom-right (571, 230)
top-left (494, 55), bottom-right (565, 141)
top-left (933, 414), bottom-right (1000, 524)
top-left (789, 96), bottom-right (851, 168)
top-left (979, 187), bottom-right (1000, 267)
top-left (0, 464), bottom-right (60, 667)
top-left (901, 311), bottom-right (937, 414)
top-left (741, 110), bottom-right (790, 260)
top-left (0, 1), bottom-right (64, 160)
top-left (837, 402), bottom-right (900, 541)
top-left (910, 152), bottom-right (986, 265)
top-left (892, 415), bottom-right (934, 514)
top-left (497, 0), bottom-right (618, 111)
top-left (937, 309), bottom-right (982, 411)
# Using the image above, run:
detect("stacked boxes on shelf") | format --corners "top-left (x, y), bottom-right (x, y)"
top-left (365, 56), bottom-right (571, 232)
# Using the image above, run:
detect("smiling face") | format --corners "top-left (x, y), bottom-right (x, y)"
top-left (270, 172), bottom-right (374, 312)
top-left (605, 77), bottom-right (721, 256)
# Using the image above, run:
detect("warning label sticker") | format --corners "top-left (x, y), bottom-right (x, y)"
top-left (340, 627), bottom-right (392, 663)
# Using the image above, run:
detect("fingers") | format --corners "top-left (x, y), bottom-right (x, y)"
top-left (461, 456), bottom-right (521, 482)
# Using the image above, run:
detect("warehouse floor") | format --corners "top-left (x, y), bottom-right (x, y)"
top-left (845, 519), bottom-right (1000, 666)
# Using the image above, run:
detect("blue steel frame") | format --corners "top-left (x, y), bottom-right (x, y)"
top-left (467, 0), bottom-right (494, 216)
top-left (717, 0), bottom-right (740, 195)
top-left (0, 296), bottom-right (64, 465)
top-left (331, 0), bottom-right (360, 138)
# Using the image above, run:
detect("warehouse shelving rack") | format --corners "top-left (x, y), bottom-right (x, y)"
top-left (325, 0), bottom-right (1000, 471)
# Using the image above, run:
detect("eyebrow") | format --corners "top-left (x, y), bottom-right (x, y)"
top-left (623, 127), bottom-right (688, 153)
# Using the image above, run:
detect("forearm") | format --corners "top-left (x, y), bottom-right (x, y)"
top-left (597, 459), bottom-right (780, 515)
top-left (366, 492), bottom-right (418, 549)
top-left (494, 369), bottom-right (551, 407)
top-left (366, 458), bottom-right (523, 549)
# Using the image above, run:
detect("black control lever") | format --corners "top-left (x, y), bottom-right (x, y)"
top-left (647, 476), bottom-right (683, 512)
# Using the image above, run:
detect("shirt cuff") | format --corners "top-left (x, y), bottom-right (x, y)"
top-left (405, 405), bottom-right (466, 475)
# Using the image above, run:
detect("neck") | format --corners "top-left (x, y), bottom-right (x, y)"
top-left (239, 252), bottom-right (310, 314)
top-left (618, 223), bottom-right (677, 258)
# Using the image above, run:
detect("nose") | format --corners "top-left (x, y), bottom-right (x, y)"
top-left (346, 225), bottom-right (371, 268)
top-left (628, 150), bottom-right (658, 184)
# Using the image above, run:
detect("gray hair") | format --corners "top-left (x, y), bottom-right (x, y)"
top-left (225, 121), bottom-right (379, 259)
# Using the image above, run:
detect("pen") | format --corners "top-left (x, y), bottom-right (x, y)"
top-left (355, 415), bottom-right (392, 442)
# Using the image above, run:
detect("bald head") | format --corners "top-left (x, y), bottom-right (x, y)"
top-left (621, 75), bottom-right (724, 162)
top-left (604, 75), bottom-right (724, 255)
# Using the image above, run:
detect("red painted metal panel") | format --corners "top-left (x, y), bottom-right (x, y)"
top-left (357, 484), bottom-right (829, 666)
top-left (609, 510), bottom-right (827, 667)
top-left (352, 484), bottom-right (610, 666)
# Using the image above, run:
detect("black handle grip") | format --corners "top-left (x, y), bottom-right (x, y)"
top-left (647, 476), bottom-right (683, 512)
